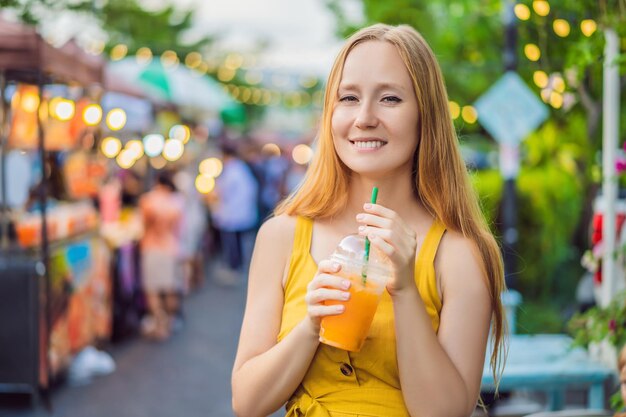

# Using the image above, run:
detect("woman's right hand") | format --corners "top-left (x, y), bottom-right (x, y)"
top-left (304, 260), bottom-right (351, 335)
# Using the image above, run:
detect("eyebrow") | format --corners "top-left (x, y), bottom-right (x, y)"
top-left (338, 82), bottom-right (408, 92)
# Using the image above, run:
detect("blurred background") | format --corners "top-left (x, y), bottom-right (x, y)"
top-left (0, 0), bottom-right (625, 416)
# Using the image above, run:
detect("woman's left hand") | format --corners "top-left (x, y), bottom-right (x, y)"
top-left (356, 203), bottom-right (417, 295)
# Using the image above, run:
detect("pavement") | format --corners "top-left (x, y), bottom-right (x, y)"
top-left (0, 261), bottom-right (282, 417)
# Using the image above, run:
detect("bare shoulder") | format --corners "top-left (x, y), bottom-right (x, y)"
top-left (252, 214), bottom-right (298, 285)
top-left (256, 214), bottom-right (297, 251)
top-left (435, 229), bottom-right (489, 296)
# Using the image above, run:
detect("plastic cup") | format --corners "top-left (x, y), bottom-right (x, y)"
top-left (319, 234), bottom-right (391, 352)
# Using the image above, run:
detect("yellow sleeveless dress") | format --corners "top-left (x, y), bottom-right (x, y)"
top-left (278, 216), bottom-right (446, 417)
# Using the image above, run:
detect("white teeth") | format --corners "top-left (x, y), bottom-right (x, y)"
top-left (353, 141), bottom-right (384, 149)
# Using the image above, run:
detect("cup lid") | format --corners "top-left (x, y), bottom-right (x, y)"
top-left (330, 234), bottom-right (391, 274)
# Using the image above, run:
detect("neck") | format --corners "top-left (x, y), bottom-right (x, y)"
top-left (342, 172), bottom-right (422, 220)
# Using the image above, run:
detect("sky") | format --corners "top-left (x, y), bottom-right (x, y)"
top-left (4, 0), bottom-right (364, 78)
top-left (181, 0), bottom-right (364, 76)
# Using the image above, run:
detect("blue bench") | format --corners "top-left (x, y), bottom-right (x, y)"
top-left (481, 334), bottom-right (616, 410)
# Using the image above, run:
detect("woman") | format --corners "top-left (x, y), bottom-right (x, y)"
top-left (232, 23), bottom-right (506, 417)
top-left (139, 171), bottom-right (183, 340)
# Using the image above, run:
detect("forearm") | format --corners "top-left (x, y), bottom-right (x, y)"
top-left (232, 319), bottom-right (320, 417)
top-left (393, 288), bottom-right (473, 417)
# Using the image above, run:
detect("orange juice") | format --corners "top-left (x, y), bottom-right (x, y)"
top-left (319, 271), bottom-right (386, 352)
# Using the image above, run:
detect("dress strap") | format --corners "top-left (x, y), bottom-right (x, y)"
top-left (293, 216), bottom-right (314, 255)
top-left (416, 219), bottom-right (446, 270)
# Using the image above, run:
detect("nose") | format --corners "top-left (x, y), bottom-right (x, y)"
top-left (354, 101), bottom-right (378, 129)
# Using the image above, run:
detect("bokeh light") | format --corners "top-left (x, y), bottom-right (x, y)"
top-left (552, 74), bottom-right (565, 93)
top-left (110, 44), bottom-right (128, 61)
top-left (83, 104), bottom-right (102, 126)
top-left (199, 157), bottom-right (223, 178)
top-left (524, 44), bottom-right (541, 61)
top-left (448, 101), bottom-right (461, 120)
top-left (461, 106), bottom-right (478, 124)
top-left (553, 19), bottom-right (571, 37)
top-left (162, 139), bottom-right (184, 161)
top-left (106, 108), bottom-right (127, 131)
top-left (581, 20), bottom-right (597, 37)
top-left (533, 71), bottom-right (549, 88)
top-left (514, 4), bottom-right (531, 21)
top-left (261, 143), bottom-right (281, 157)
top-left (101, 136), bottom-right (122, 158)
top-left (116, 149), bottom-right (135, 169)
top-left (292, 144), bottom-right (313, 165)
top-left (532, 0), bottom-right (550, 16)
top-left (143, 134), bottom-right (165, 157)
top-left (185, 52), bottom-right (202, 69)
top-left (20, 91), bottom-right (40, 113)
top-left (136, 47), bottom-right (153, 65)
top-left (161, 50), bottom-right (179, 68)
top-left (549, 92), bottom-right (563, 109)
top-left (169, 124), bottom-right (191, 143)
top-left (54, 99), bottom-right (75, 121)
top-left (195, 174), bottom-right (216, 194)
top-left (125, 139), bottom-right (144, 160)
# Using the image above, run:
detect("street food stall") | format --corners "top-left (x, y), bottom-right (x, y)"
top-left (0, 18), bottom-right (112, 405)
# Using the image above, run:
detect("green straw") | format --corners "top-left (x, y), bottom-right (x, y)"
top-left (362, 186), bottom-right (379, 283)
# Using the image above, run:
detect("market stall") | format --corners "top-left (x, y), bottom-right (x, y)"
top-left (0, 18), bottom-right (111, 404)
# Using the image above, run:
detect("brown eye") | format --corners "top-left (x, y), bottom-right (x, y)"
top-left (382, 96), bottom-right (402, 103)
top-left (339, 95), bottom-right (358, 102)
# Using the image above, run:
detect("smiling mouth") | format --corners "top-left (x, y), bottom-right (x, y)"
top-left (349, 139), bottom-right (387, 149)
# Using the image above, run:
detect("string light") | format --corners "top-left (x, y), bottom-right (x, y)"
top-left (169, 124), bottom-right (191, 143)
top-left (553, 19), bottom-right (571, 37)
top-left (110, 44), bottom-right (128, 61)
top-left (532, 0), bottom-right (550, 17)
top-left (143, 134), bottom-right (165, 157)
top-left (524, 44), bottom-right (541, 61)
top-left (514, 4), bottom-right (531, 21)
top-left (101, 136), bottom-right (122, 158)
top-left (461, 106), bottom-right (478, 124)
top-left (162, 139), bottom-right (184, 161)
top-left (448, 101), bottom-right (461, 119)
top-left (54, 99), bottom-right (75, 121)
top-left (106, 108), bottom-right (127, 131)
top-left (82, 104), bottom-right (102, 126)
top-left (533, 71), bottom-right (549, 88)
top-left (136, 47), bottom-right (153, 65)
top-left (581, 19), bottom-right (597, 37)
top-left (185, 52), bottom-right (203, 69)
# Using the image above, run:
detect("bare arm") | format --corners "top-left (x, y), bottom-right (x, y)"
top-left (358, 205), bottom-right (491, 417)
top-left (231, 216), bottom-right (350, 417)
top-left (393, 231), bottom-right (491, 417)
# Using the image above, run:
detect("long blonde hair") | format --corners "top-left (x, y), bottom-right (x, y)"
top-left (276, 23), bottom-right (506, 385)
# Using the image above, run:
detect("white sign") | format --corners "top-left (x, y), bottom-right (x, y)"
top-left (474, 71), bottom-right (548, 145)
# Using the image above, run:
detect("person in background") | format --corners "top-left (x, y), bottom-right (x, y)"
top-left (259, 145), bottom-right (289, 222)
top-left (208, 144), bottom-right (259, 284)
top-left (139, 171), bottom-right (183, 340)
top-left (232, 23), bottom-right (506, 417)
top-left (173, 169), bottom-right (208, 293)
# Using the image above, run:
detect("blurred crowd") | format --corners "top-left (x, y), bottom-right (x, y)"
top-left (114, 139), bottom-right (305, 341)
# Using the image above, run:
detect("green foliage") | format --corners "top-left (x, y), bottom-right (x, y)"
top-left (470, 169), bottom-right (502, 231)
top-left (516, 301), bottom-right (565, 334)
top-left (567, 290), bottom-right (626, 350)
top-left (101, 0), bottom-right (213, 57)
top-left (0, 0), bottom-right (213, 58)
top-left (611, 390), bottom-right (625, 414)
top-left (516, 165), bottom-right (583, 299)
